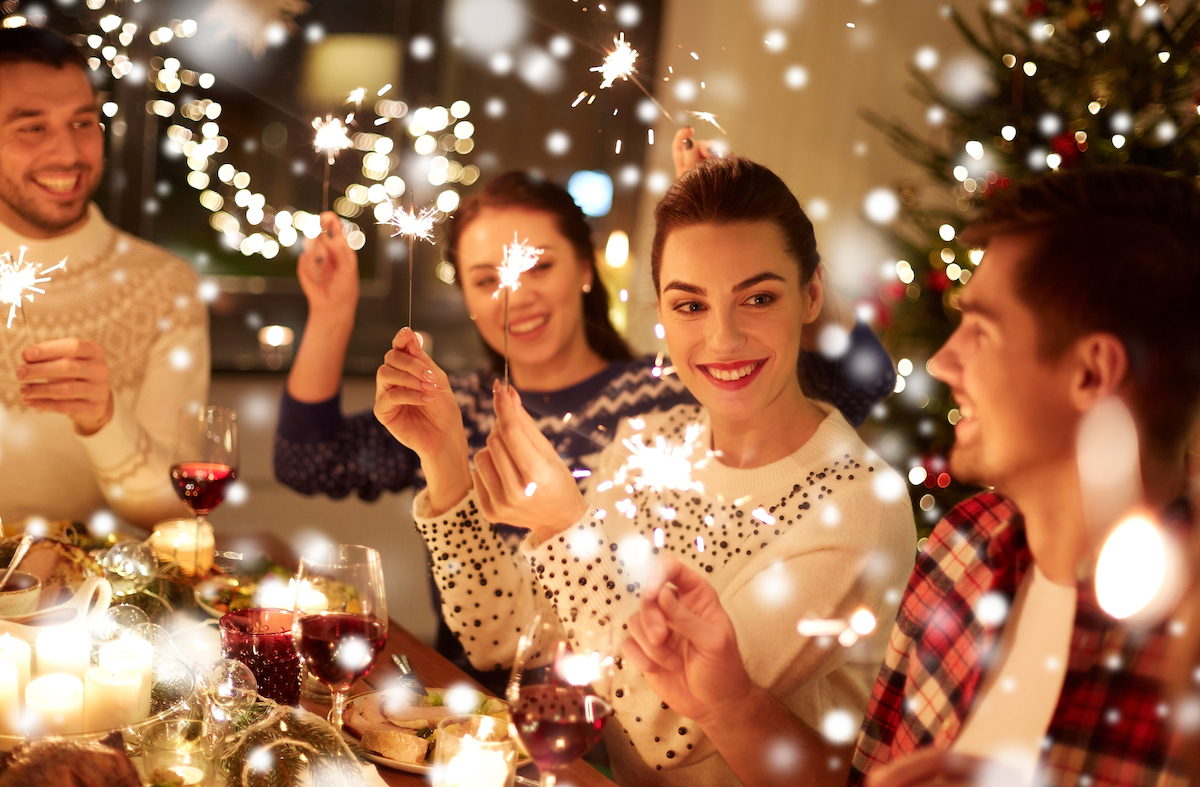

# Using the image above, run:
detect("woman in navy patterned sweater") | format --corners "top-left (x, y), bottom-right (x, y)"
top-left (274, 135), bottom-right (896, 692)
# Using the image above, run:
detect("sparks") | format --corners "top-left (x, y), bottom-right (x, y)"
top-left (493, 233), bottom-right (544, 298)
top-left (614, 422), bottom-right (707, 496)
top-left (386, 205), bottom-right (438, 243)
top-left (312, 114), bottom-right (352, 165)
top-left (686, 110), bottom-right (727, 134)
top-left (346, 87), bottom-right (367, 106)
top-left (592, 33), bottom-right (638, 89)
top-left (0, 247), bottom-right (66, 329)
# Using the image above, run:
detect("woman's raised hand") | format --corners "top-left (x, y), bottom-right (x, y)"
top-left (297, 212), bottom-right (360, 324)
top-left (623, 554), bottom-right (754, 727)
top-left (374, 328), bottom-right (471, 513)
top-left (472, 381), bottom-right (588, 538)
top-left (672, 127), bottom-right (721, 178)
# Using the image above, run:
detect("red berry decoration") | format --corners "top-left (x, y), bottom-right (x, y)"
top-left (1052, 133), bottom-right (1081, 167)
top-left (928, 269), bottom-right (951, 293)
top-left (1088, 1), bottom-right (1103, 19)
top-left (1025, 0), bottom-right (1047, 18)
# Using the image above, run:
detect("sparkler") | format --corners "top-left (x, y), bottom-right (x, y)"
top-left (0, 246), bottom-right (66, 329)
top-left (492, 233), bottom-right (544, 387)
top-left (312, 114), bottom-right (353, 212)
top-left (613, 422), bottom-right (708, 496)
top-left (686, 110), bottom-right (727, 135)
top-left (592, 33), bottom-right (638, 89)
top-left (384, 203), bottom-right (438, 329)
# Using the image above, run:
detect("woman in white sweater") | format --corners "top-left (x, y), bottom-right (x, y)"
top-left (374, 157), bottom-right (916, 786)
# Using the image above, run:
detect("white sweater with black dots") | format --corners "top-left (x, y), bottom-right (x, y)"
top-left (413, 403), bottom-right (916, 787)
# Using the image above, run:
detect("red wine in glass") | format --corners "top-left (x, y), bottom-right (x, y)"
top-left (170, 462), bottom-right (236, 515)
top-left (512, 684), bottom-right (612, 770)
top-left (295, 613), bottom-right (387, 691)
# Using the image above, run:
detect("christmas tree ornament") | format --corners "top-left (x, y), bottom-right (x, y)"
top-left (98, 542), bottom-right (160, 597)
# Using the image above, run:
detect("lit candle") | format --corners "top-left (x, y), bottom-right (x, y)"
top-left (83, 666), bottom-right (142, 732)
top-left (98, 637), bottom-right (154, 720)
top-left (147, 519), bottom-right (215, 574)
top-left (254, 578), bottom-right (328, 612)
top-left (0, 661), bottom-right (18, 735)
top-left (35, 626), bottom-right (90, 681)
top-left (440, 738), bottom-right (513, 787)
top-left (166, 765), bottom-right (206, 785)
top-left (0, 633), bottom-right (31, 695)
top-left (25, 674), bottom-right (84, 735)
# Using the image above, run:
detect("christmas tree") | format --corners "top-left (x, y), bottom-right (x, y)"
top-left (863, 0), bottom-right (1200, 533)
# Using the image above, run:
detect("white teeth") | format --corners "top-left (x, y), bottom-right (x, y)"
top-left (36, 176), bottom-right (77, 194)
top-left (509, 315), bottom-right (548, 335)
top-left (705, 362), bottom-right (759, 382)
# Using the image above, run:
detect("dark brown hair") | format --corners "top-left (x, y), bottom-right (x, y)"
top-left (443, 171), bottom-right (633, 371)
top-left (0, 27), bottom-right (88, 71)
top-left (962, 166), bottom-right (1200, 455)
top-left (650, 157), bottom-right (820, 292)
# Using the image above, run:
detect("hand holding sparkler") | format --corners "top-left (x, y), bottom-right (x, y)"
top-left (672, 127), bottom-right (721, 178)
top-left (297, 212), bottom-right (359, 322)
top-left (17, 338), bottom-right (115, 435)
top-left (623, 554), bottom-right (753, 727)
top-left (373, 327), bottom-right (471, 514)
top-left (473, 381), bottom-right (588, 538)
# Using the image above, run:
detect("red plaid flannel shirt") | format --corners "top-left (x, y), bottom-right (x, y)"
top-left (849, 492), bottom-right (1189, 787)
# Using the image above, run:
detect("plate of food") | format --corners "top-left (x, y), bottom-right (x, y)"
top-left (342, 686), bottom-right (522, 774)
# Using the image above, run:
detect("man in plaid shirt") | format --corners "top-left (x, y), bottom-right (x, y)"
top-left (622, 166), bottom-right (1200, 787)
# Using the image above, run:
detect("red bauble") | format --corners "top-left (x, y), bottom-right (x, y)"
top-left (928, 269), bottom-right (951, 293)
top-left (1051, 133), bottom-right (1081, 167)
top-left (884, 282), bottom-right (907, 302)
top-left (1088, 1), bottom-right (1103, 19)
top-left (1025, 0), bottom-right (1047, 18)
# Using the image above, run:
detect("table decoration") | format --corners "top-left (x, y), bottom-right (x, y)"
top-left (34, 625), bottom-right (91, 680)
top-left (431, 714), bottom-right (518, 787)
top-left (82, 666), bottom-right (142, 732)
top-left (0, 635), bottom-right (30, 694)
top-left (24, 673), bottom-right (84, 735)
top-left (139, 718), bottom-right (213, 786)
top-left (220, 608), bottom-right (301, 706)
top-left (98, 635), bottom-right (156, 719)
top-left (149, 520), bottom-right (216, 576)
top-left (0, 662), bottom-right (18, 735)
top-left (217, 701), bottom-right (368, 787)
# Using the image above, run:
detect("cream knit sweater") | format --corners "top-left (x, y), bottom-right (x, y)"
top-left (0, 205), bottom-right (209, 528)
top-left (414, 403), bottom-right (916, 787)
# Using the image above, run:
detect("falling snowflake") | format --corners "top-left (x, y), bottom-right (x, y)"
top-left (0, 246), bottom-right (66, 329)
top-left (592, 33), bottom-right (638, 90)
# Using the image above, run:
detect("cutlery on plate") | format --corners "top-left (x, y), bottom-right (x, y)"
top-left (0, 534), bottom-right (35, 590)
top-left (391, 654), bottom-right (428, 696)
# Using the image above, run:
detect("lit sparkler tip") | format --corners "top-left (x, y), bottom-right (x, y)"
top-left (312, 114), bottom-right (353, 165)
top-left (0, 246), bottom-right (65, 329)
top-left (592, 32), bottom-right (638, 90)
top-left (686, 110), bottom-right (727, 135)
top-left (385, 204), bottom-right (438, 244)
top-left (346, 87), bottom-right (367, 105)
top-left (493, 232), bottom-right (544, 298)
top-left (614, 421), bottom-right (707, 496)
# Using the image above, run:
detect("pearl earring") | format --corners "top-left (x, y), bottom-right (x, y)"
top-left (582, 283), bottom-right (593, 293)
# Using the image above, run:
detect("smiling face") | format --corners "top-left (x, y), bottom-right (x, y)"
top-left (929, 234), bottom-right (1080, 492)
top-left (657, 221), bottom-right (820, 422)
top-left (457, 207), bottom-right (596, 379)
top-left (0, 61), bottom-right (103, 239)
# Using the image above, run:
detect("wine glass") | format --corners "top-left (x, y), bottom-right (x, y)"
top-left (507, 609), bottom-right (616, 787)
top-left (291, 544), bottom-right (388, 731)
top-left (170, 405), bottom-right (238, 570)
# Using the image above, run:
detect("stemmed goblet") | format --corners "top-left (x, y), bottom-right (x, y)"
top-left (169, 405), bottom-right (238, 569)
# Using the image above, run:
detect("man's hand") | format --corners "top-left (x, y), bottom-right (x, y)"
top-left (622, 554), bottom-right (755, 726)
top-left (472, 381), bottom-right (588, 537)
top-left (18, 338), bottom-right (114, 435)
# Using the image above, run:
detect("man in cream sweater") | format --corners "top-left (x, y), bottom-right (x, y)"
top-left (0, 27), bottom-right (209, 528)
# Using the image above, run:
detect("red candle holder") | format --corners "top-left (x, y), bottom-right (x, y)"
top-left (219, 608), bottom-right (301, 706)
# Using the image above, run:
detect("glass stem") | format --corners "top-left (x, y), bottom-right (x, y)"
top-left (541, 773), bottom-right (557, 787)
top-left (194, 515), bottom-right (205, 576)
top-left (329, 690), bottom-right (347, 732)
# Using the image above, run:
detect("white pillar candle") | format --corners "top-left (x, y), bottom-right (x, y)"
top-left (166, 765), bottom-right (206, 785)
top-left (98, 637), bottom-right (154, 720)
top-left (25, 674), bottom-right (84, 735)
top-left (0, 633), bottom-right (31, 695)
top-left (0, 661), bottom-right (18, 735)
top-left (147, 520), bottom-right (215, 574)
top-left (83, 666), bottom-right (142, 732)
top-left (35, 627), bottom-right (91, 681)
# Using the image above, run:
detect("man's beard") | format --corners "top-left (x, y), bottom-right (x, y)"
top-left (0, 171), bottom-right (97, 235)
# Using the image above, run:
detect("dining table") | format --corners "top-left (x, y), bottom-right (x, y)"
top-left (215, 532), bottom-right (619, 787)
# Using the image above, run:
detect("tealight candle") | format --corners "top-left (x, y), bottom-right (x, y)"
top-left (25, 674), bottom-right (84, 735)
top-left (0, 661), bottom-right (18, 735)
top-left (147, 519), bottom-right (215, 574)
top-left (0, 633), bottom-right (31, 694)
top-left (98, 637), bottom-right (154, 720)
top-left (83, 666), bottom-right (142, 732)
top-left (35, 626), bottom-right (90, 681)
